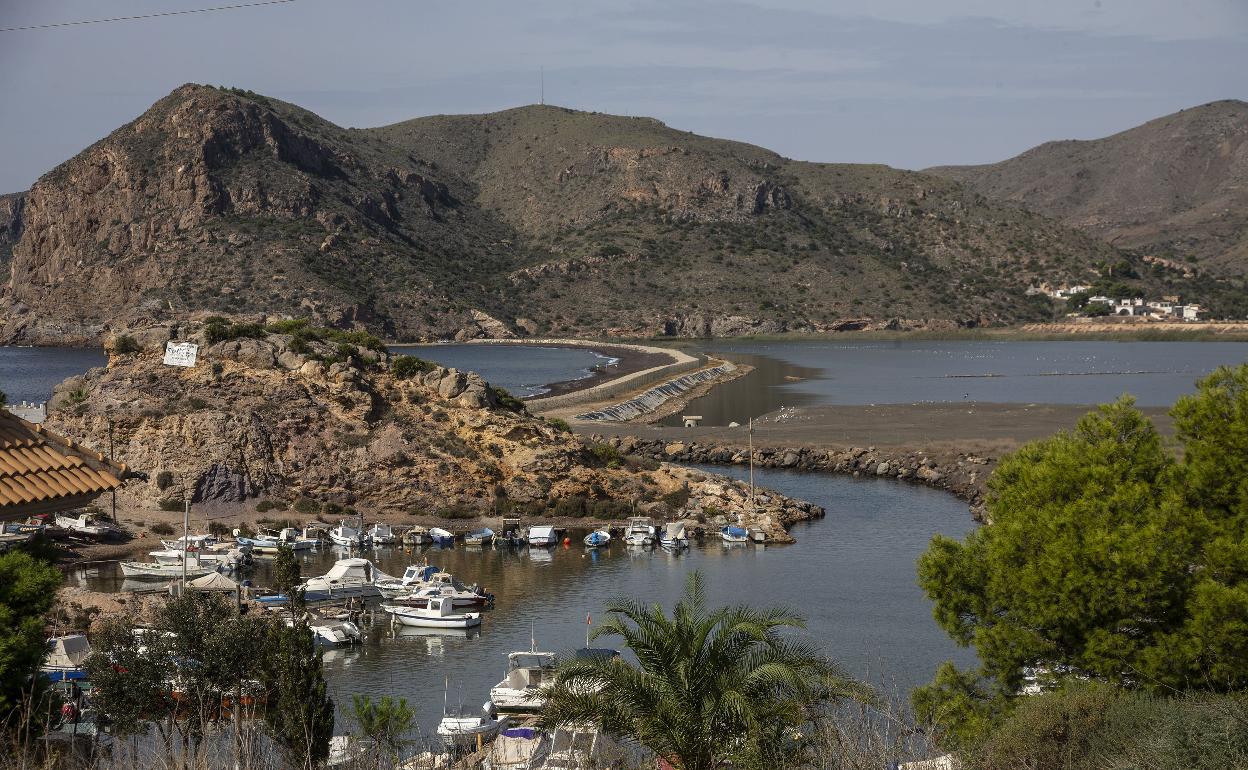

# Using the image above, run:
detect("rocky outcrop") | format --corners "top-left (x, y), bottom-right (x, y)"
top-left (601, 435), bottom-right (991, 519)
top-left (43, 322), bottom-right (822, 540)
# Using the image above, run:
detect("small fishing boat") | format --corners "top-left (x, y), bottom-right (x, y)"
top-left (41, 635), bottom-right (92, 681)
top-left (161, 533), bottom-right (218, 550)
top-left (120, 555), bottom-right (218, 579)
top-left (489, 647), bottom-right (559, 712)
top-left (368, 523), bottom-right (397, 545)
top-left (659, 521), bottom-right (689, 550)
top-left (329, 521), bottom-right (367, 548)
top-left (402, 526), bottom-right (432, 546)
top-left (382, 595), bottom-right (481, 628)
top-left (495, 517), bottom-right (527, 547)
top-left (526, 525), bottom-right (557, 547)
top-left (149, 547), bottom-right (249, 571)
top-left (306, 617), bottom-right (364, 647)
top-left (237, 527), bottom-right (319, 552)
top-left (299, 558), bottom-right (392, 599)
top-left (622, 516), bottom-right (654, 546)
top-left (55, 512), bottom-right (120, 539)
top-left (464, 527), bottom-right (495, 546)
top-left (392, 584), bottom-right (492, 609)
top-left (429, 527), bottom-right (456, 546)
top-left (375, 564), bottom-right (441, 597)
top-left (720, 525), bottom-right (749, 544)
top-left (438, 702), bottom-right (507, 747)
top-left (583, 530), bottom-right (611, 548)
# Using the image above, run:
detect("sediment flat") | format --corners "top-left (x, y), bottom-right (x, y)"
top-left (589, 402), bottom-right (1173, 455)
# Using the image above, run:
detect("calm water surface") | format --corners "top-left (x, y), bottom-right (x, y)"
top-left (667, 340), bottom-right (1248, 425)
top-left (0, 346), bottom-right (107, 404)
top-left (72, 465), bottom-right (976, 735)
top-left (392, 344), bottom-right (616, 398)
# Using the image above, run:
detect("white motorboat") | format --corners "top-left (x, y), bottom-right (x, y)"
top-left (464, 527), bottom-right (495, 546)
top-left (237, 527), bottom-right (319, 551)
top-left (161, 533), bottom-right (217, 550)
top-left (382, 595), bottom-right (481, 628)
top-left (299, 558), bottom-right (392, 600)
top-left (120, 555), bottom-right (218, 579)
top-left (55, 513), bottom-right (120, 539)
top-left (149, 547), bottom-right (248, 571)
top-left (526, 525), bottom-right (557, 547)
top-left (329, 521), bottom-right (367, 548)
top-left (623, 516), bottom-right (654, 546)
top-left (392, 584), bottom-right (492, 609)
top-left (483, 727), bottom-right (551, 770)
top-left (368, 523), bottom-right (397, 545)
top-left (583, 529), bottom-right (611, 548)
top-left (659, 521), bottom-right (689, 550)
top-left (374, 564), bottom-right (441, 597)
top-left (429, 527), bottom-right (456, 546)
top-left (720, 525), bottom-right (749, 543)
top-left (489, 648), bottom-right (559, 712)
top-left (437, 702), bottom-right (507, 747)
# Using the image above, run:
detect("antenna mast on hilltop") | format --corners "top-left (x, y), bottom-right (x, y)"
top-left (540, 66), bottom-right (545, 105)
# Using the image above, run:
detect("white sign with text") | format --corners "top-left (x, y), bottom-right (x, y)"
top-left (163, 341), bottom-right (199, 368)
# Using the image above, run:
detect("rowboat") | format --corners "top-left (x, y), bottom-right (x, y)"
top-left (464, 528), bottom-right (495, 546)
top-left (526, 526), bottom-right (557, 547)
top-left (429, 527), bottom-right (456, 546)
top-left (120, 556), bottom-right (217, 579)
top-left (720, 525), bottom-right (749, 543)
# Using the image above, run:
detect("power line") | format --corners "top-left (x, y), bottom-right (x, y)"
top-left (0, 0), bottom-right (297, 33)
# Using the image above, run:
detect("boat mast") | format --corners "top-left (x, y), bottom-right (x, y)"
top-left (748, 417), bottom-right (756, 515)
top-left (182, 499), bottom-right (190, 589)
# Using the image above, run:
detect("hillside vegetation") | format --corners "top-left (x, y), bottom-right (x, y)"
top-left (0, 85), bottom-right (1237, 344)
top-left (929, 100), bottom-right (1248, 277)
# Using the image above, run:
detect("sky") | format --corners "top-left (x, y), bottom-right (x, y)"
top-left (1, 0), bottom-right (1245, 193)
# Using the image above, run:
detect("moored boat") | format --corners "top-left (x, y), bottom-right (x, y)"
top-left (489, 647), bottom-right (558, 712)
top-left (583, 530), bottom-right (611, 548)
top-left (437, 702), bottom-right (507, 747)
top-left (120, 555), bottom-right (218, 579)
top-left (329, 521), bottom-right (367, 548)
top-left (402, 526), bottom-right (432, 546)
top-left (55, 512), bottom-right (120, 539)
top-left (41, 635), bottom-right (92, 681)
top-left (495, 517), bottom-right (526, 547)
top-left (237, 527), bottom-right (319, 551)
top-left (526, 525), bottom-right (557, 547)
top-left (368, 523), bottom-right (397, 545)
top-left (464, 527), bottom-right (495, 546)
top-left (720, 525), bottom-right (749, 543)
top-left (660, 521), bottom-right (689, 550)
top-left (429, 527), bottom-right (456, 546)
top-left (623, 516), bottom-right (654, 547)
top-left (392, 584), bottom-right (492, 609)
top-left (299, 557), bottom-right (392, 599)
top-left (382, 595), bottom-right (481, 628)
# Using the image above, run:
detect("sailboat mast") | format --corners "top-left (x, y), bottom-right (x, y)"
top-left (182, 499), bottom-right (190, 589)
top-left (748, 418), bottom-right (755, 513)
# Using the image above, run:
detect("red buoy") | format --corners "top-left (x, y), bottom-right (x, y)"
top-left (563, 537), bottom-right (571, 546)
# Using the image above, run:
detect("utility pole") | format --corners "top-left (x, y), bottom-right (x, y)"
top-left (540, 66), bottom-right (544, 105)
top-left (108, 418), bottom-right (117, 521)
top-left (748, 418), bottom-right (755, 514)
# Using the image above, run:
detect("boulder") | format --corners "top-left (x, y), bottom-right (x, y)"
top-left (438, 369), bottom-right (469, 398)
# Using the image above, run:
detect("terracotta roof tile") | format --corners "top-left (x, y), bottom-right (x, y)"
top-left (0, 411), bottom-right (128, 515)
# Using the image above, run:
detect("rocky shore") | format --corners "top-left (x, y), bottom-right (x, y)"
top-left (598, 434), bottom-right (992, 517)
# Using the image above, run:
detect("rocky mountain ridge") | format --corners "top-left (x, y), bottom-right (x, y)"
top-left (42, 320), bottom-right (819, 541)
top-left (2, 85), bottom-right (1236, 345)
top-left (928, 100), bottom-right (1248, 276)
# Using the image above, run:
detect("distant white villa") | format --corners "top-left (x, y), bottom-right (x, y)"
top-left (1085, 295), bottom-right (1201, 320)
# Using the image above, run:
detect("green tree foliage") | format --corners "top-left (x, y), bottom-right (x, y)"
top-left (262, 622), bottom-right (335, 769)
top-left (916, 367), bottom-right (1248, 747)
top-left (0, 552), bottom-right (62, 722)
top-left (538, 571), bottom-right (866, 770)
top-left (351, 694), bottom-right (414, 761)
top-left (391, 355), bottom-right (434, 379)
top-left (272, 544), bottom-right (305, 613)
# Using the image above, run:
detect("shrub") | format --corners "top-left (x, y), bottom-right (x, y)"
top-left (204, 319), bottom-right (266, 344)
top-left (292, 497), bottom-right (319, 515)
top-left (255, 499), bottom-right (289, 513)
top-left (436, 505), bottom-right (476, 519)
top-left (588, 443), bottom-right (623, 467)
top-left (546, 417), bottom-right (571, 432)
top-left (492, 386), bottom-right (526, 412)
top-left (148, 522), bottom-right (175, 535)
top-left (112, 334), bottom-right (141, 355)
top-left (322, 502), bottom-right (344, 516)
top-left (155, 470), bottom-right (174, 490)
top-left (392, 355), bottom-right (435, 379)
top-left (662, 487), bottom-right (691, 513)
top-left (157, 498), bottom-right (184, 512)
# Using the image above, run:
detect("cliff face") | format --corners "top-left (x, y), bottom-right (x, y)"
top-left (0, 192), bottom-right (23, 274)
top-left (928, 100), bottom-right (1248, 276)
top-left (42, 323), bottom-right (819, 540)
top-left (5, 86), bottom-right (1229, 344)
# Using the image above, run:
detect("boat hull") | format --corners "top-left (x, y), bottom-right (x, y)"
top-left (488, 687), bottom-right (543, 712)
top-left (120, 562), bottom-right (216, 579)
top-left (384, 607), bottom-right (481, 628)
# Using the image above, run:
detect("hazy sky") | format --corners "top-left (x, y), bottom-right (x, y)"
top-left (1, 0), bottom-right (1245, 192)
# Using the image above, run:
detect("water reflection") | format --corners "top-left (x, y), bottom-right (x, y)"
top-left (658, 352), bottom-right (821, 426)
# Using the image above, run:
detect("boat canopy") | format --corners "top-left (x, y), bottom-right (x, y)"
top-left (508, 651), bottom-right (557, 669)
top-left (572, 647), bottom-right (621, 663)
top-left (723, 526), bottom-right (748, 537)
top-left (528, 525), bottom-right (555, 537)
top-left (187, 571), bottom-right (240, 592)
top-left (325, 558), bottom-right (375, 578)
top-left (45, 635), bottom-right (91, 669)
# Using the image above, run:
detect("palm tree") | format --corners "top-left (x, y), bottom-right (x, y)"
top-left (538, 572), bottom-right (869, 770)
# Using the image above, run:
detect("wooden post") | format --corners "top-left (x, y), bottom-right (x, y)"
top-left (182, 500), bottom-right (190, 589)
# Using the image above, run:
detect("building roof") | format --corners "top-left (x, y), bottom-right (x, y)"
top-left (0, 410), bottom-right (129, 519)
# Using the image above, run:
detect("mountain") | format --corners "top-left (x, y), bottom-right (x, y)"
top-left (0, 84), bottom-right (1216, 345)
top-left (927, 100), bottom-right (1248, 276)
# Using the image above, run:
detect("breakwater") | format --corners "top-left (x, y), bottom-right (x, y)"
top-left (595, 434), bottom-right (993, 519)
top-left (574, 362), bottom-right (738, 421)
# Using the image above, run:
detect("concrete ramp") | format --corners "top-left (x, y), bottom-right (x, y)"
top-left (576, 363), bottom-right (736, 422)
